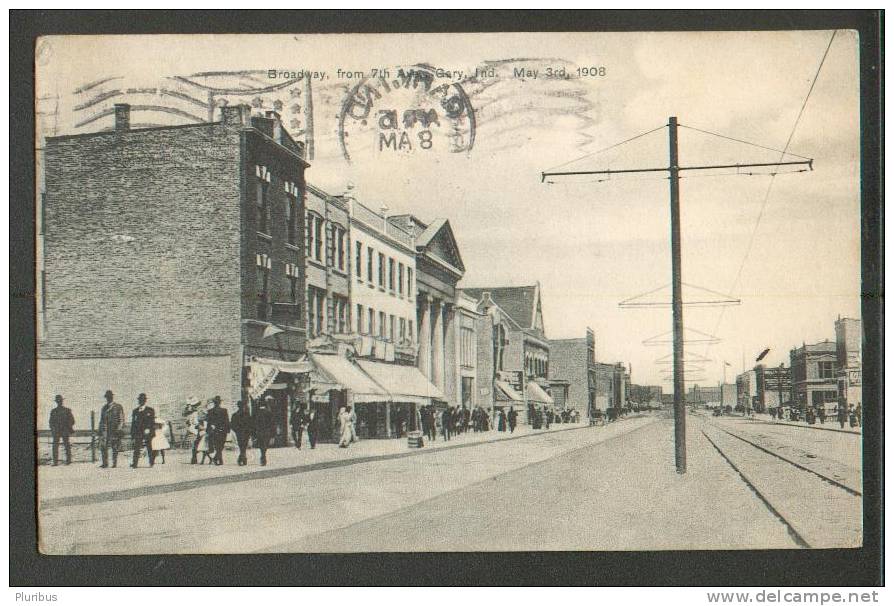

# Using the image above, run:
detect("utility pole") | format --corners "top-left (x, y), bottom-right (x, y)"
top-left (668, 117), bottom-right (685, 472)
top-left (542, 116), bottom-right (813, 474)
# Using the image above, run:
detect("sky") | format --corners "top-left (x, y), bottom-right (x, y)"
top-left (36, 31), bottom-right (861, 388)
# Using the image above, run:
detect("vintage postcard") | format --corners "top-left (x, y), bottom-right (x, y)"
top-left (34, 31), bottom-right (864, 555)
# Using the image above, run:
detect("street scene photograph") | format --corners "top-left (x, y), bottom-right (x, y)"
top-left (32, 29), bottom-right (866, 556)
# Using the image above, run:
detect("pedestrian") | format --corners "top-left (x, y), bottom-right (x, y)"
top-left (195, 421), bottom-right (211, 464)
top-left (130, 393), bottom-right (156, 468)
top-left (497, 409), bottom-right (506, 432)
top-left (151, 419), bottom-right (171, 464)
top-left (338, 405), bottom-right (354, 448)
top-left (848, 405), bottom-right (857, 428)
top-left (818, 406), bottom-right (826, 424)
top-left (855, 404), bottom-right (862, 427)
top-left (544, 408), bottom-right (552, 429)
top-left (290, 403), bottom-right (305, 449)
top-left (230, 400), bottom-right (253, 466)
top-left (206, 395), bottom-right (230, 465)
top-left (254, 396), bottom-right (275, 466)
top-left (49, 394), bottom-right (75, 466)
top-left (507, 407), bottom-right (518, 433)
top-left (433, 408), bottom-right (442, 441)
top-left (837, 405), bottom-right (847, 429)
top-left (305, 406), bottom-right (319, 449)
top-left (442, 407), bottom-right (453, 441)
top-left (98, 390), bottom-right (124, 468)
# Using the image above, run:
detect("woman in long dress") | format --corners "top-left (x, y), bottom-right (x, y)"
top-left (497, 410), bottom-right (506, 432)
top-left (338, 406), bottom-right (354, 448)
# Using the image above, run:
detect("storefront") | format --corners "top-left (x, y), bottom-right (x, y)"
top-left (246, 356), bottom-right (313, 447)
top-left (355, 359), bottom-right (445, 436)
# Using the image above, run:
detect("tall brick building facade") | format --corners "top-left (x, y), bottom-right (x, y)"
top-left (38, 103), bottom-right (309, 427)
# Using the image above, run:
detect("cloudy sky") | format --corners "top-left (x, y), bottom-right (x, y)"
top-left (37, 31), bottom-right (861, 387)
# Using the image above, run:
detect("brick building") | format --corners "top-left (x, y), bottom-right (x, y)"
top-left (462, 284), bottom-right (552, 422)
top-left (835, 317), bottom-right (862, 413)
top-left (38, 103), bottom-right (309, 432)
top-left (548, 328), bottom-right (597, 420)
top-left (789, 340), bottom-right (838, 414)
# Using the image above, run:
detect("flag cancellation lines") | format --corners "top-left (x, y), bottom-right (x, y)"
top-left (618, 282), bottom-right (741, 308)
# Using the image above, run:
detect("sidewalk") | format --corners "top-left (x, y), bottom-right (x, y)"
top-left (38, 420), bottom-right (608, 506)
top-left (733, 413), bottom-right (862, 435)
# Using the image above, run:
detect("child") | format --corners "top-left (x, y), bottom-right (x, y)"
top-left (151, 419), bottom-right (171, 464)
top-left (195, 421), bottom-right (211, 465)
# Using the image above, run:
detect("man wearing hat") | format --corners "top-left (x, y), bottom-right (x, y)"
top-left (48, 395), bottom-right (75, 466)
top-left (206, 395), bottom-right (230, 465)
top-left (253, 396), bottom-right (275, 466)
top-left (130, 393), bottom-right (156, 467)
top-left (98, 390), bottom-right (125, 468)
top-left (230, 400), bottom-right (254, 466)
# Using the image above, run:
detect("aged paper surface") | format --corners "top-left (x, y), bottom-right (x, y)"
top-left (35, 32), bottom-right (862, 554)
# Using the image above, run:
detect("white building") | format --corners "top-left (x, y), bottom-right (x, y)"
top-left (348, 199), bottom-right (418, 359)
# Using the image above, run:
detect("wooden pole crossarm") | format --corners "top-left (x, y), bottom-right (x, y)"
top-left (541, 159), bottom-right (812, 182)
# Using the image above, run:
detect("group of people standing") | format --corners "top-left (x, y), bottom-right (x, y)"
top-left (49, 391), bottom-right (172, 468)
top-left (771, 404), bottom-right (862, 429)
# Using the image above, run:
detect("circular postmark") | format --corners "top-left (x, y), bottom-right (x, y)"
top-left (338, 64), bottom-right (476, 163)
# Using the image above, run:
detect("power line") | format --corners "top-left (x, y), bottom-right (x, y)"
top-left (678, 124), bottom-right (813, 161)
top-left (704, 29), bottom-right (838, 363)
top-left (543, 124), bottom-right (666, 173)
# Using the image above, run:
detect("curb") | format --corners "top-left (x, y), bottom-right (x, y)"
top-left (40, 418), bottom-right (644, 510)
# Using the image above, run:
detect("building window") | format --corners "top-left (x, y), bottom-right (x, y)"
top-left (398, 263), bottom-right (404, 296)
top-left (367, 247), bottom-right (374, 282)
top-left (356, 304), bottom-right (364, 333)
top-left (256, 254), bottom-right (271, 320)
top-left (355, 241), bottom-right (363, 278)
top-left (409, 320), bottom-right (415, 343)
top-left (314, 215), bottom-right (323, 262)
top-left (389, 314), bottom-right (396, 341)
top-left (335, 226), bottom-right (346, 271)
top-left (407, 268), bottom-right (414, 298)
top-left (378, 253), bottom-right (385, 287)
top-left (368, 307), bottom-right (375, 335)
top-left (289, 274), bottom-right (299, 303)
top-left (399, 317), bottom-right (406, 342)
top-left (286, 195), bottom-right (298, 245)
top-left (256, 179), bottom-right (269, 234)
top-left (818, 360), bottom-right (835, 379)
top-left (307, 289), bottom-right (316, 337)
top-left (388, 258), bottom-right (395, 291)
top-left (379, 311), bottom-right (386, 338)
top-left (460, 327), bottom-right (474, 368)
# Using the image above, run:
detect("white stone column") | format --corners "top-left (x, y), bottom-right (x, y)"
top-left (418, 295), bottom-right (432, 379)
top-left (432, 299), bottom-right (444, 390)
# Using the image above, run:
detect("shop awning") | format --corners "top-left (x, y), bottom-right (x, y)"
top-left (309, 353), bottom-right (390, 403)
top-left (526, 381), bottom-right (554, 405)
top-left (494, 380), bottom-right (524, 402)
top-left (252, 356), bottom-right (314, 374)
top-left (355, 360), bottom-right (445, 402)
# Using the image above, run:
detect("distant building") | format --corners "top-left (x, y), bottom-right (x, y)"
top-left (462, 284), bottom-right (552, 422)
top-left (548, 328), bottom-right (597, 419)
top-left (790, 340), bottom-right (838, 414)
top-left (754, 365), bottom-right (791, 412)
top-left (736, 370), bottom-right (757, 411)
top-left (835, 317), bottom-right (862, 412)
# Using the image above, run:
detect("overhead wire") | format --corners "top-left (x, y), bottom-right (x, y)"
top-left (542, 123), bottom-right (667, 174)
top-left (703, 29), bottom-right (838, 364)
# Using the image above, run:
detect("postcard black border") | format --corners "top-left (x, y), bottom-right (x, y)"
top-left (9, 9), bottom-right (883, 587)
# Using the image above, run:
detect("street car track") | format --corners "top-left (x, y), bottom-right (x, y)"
top-left (708, 423), bottom-right (862, 497)
top-left (702, 430), bottom-right (811, 548)
top-left (699, 423), bottom-right (862, 549)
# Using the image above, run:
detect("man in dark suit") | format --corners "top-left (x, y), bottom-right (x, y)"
top-left (253, 396), bottom-right (275, 466)
top-left (130, 393), bottom-right (156, 468)
top-left (49, 395), bottom-right (75, 466)
top-left (230, 400), bottom-right (254, 466)
top-left (98, 390), bottom-right (125, 468)
top-left (305, 405), bottom-right (319, 449)
top-left (206, 395), bottom-right (230, 465)
top-left (290, 403), bottom-right (305, 449)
